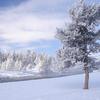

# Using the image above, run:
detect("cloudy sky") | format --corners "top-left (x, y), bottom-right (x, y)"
top-left (0, 0), bottom-right (99, 55)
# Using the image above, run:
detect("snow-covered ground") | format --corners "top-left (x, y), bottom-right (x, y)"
top-left (0, 71), bottom-right (100, 100)
top-left (0, 66), bottom-right (85, 82)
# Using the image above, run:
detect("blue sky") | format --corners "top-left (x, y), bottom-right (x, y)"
top-left (0, 0), bottom-right (99, 55)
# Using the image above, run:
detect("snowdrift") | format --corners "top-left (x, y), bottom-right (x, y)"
top-left (0, 71), bottom-right (100, 100)
top-left (0, 67), bottom-right (85, 83)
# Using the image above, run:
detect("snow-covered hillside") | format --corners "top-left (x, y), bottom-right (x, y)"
top-left (0, 71), bottom-right (100, 100)
top-left (0, 66), bottom-right (86, 83)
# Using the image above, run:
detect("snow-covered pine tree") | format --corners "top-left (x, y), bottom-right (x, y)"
top-left (56, 0), bottom-right (100, 89)
top-left (34, 53), bottom-right (53, 73)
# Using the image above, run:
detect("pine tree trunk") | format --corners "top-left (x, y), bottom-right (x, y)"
top-left (83, 66), bottom-right (89, 89)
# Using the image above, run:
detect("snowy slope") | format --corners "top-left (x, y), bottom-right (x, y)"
top-left (0, 67), bottom-right (85, 82)
top-left (0, 71), bottom-right (100, 100)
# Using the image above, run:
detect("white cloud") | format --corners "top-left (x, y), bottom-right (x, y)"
top-left (0, 0), bottom-right (69, 44)
top-left (0, 0), bottom-right (73, 53)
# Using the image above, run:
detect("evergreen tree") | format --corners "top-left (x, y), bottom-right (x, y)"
top-left (56, 0), bottom-right (100, 89)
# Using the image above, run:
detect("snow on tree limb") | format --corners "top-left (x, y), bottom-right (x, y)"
top-left (56, 1), bottom-right (100, 70)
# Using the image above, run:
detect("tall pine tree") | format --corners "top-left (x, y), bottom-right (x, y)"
top-left (56, 0), bottom-right (100, 89)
